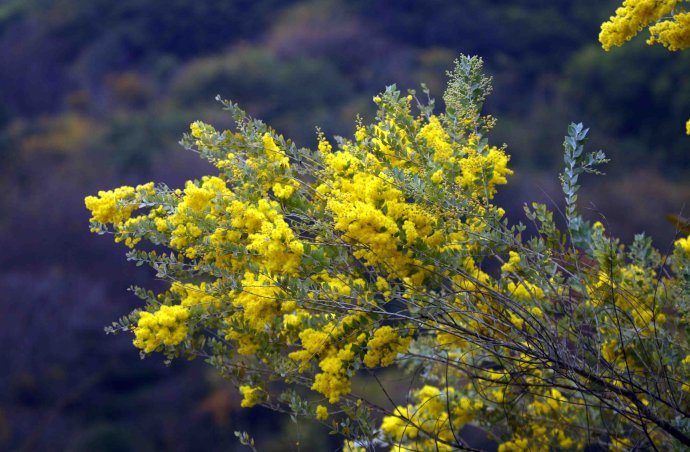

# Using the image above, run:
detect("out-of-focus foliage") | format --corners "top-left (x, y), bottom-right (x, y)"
top-left (2, 0), bottom-right (686, 173)
top-left (565, 40), bottom-right (690, 167)
top-left (171, 46), bottom-right (354, 143)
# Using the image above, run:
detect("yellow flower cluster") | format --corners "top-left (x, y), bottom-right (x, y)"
top-left (381, 385), bottom-right (483, 452)
top-left (262, 132), bottom-right (290, 168)
top-left (227, 199), bottom-right (304, 275)
top-left (311, 345), bottom-right (356, 404)
top-left (319, 142), bottom-right (441, 284)
top-left (289, 313), bottom-right (368, 403)
top-left (501, 250), bottom-right (521, 273)
top-left (416, 115), bottom-right (454, 163)
top-left (272, 179), bottom-right (299, 199)
top-left (190, 120), bottom-right (219, 150)
top-left (490, 386), bottom-right (579, 450)
top-left (362, 326), bottom-right (411, 368)
top-left (85, 182), bottom-right (154, 226)
top-left (239, 385), bottom-right (262, 408)
top-left (456, 143), bottom-right (512, 199)
top-left (133, 305), bottom-right (190, 353)
top-left (648, 11), bottom-right (690, 50)
top-left (326, 181), bottom-right (408, 272)
top-left (506, 280), bottom-right (544, 303)
top-left (171, 281), bottom-right (219, 310)
top-left (590, 263), bottom-right (666, 348)
top-left (231, 272), bottom-right (290, 331)
top-left (599, 0), bottom-right (678, 50)
top-left (165, 176), bottom-right (234, 257)
top-left (315, 404), bottom-right (328, 421)
top-left (88, 73), bottom-right (690, 450)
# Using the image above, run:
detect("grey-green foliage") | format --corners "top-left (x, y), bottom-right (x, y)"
top-left (233, 431), bottom-right (257, 452)
top-left (560, 122), bottom-right (608, 247)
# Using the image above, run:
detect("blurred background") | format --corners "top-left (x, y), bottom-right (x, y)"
top-left (1, 0), bottom-right (689, 450)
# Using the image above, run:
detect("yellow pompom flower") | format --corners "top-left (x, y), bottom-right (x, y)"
top-left (315, 405), bottom-right (328, 421)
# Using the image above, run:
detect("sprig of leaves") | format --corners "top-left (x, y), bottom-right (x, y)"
top-left (560, 122), bottom-right (608, 247)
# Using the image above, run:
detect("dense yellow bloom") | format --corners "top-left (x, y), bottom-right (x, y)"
top-left (417, 115), bottom-right (454, 163)
top-left (381, 385), bottom-right (482, 451)
top-left (318, 137), bottom-right (333, 153)
top-left (89, 62), bottom-right (690, 450)
top-left (181, 181), bottom-right (215, 212)
top-left (190, 120), bottom-right (219, 149)
top-left (312, 358), bottom-right (352, 403)
top-left (232, 272), bottom-right (286, 330)
top-left (648, 11), bottom-right (690, 50)
top-left (599, 0), bottom-right (678, 50)
top-left (172, 281), bottom-right (219, 310)
top-left (85, 182), bottom-right (154, 225)
top-left (225, 329), bottom-right (260, 355)
top-left (287, 314), bottom-right (370, 402)
top-left (229, 199), bottom-right (304, 275)
top-left (455, 143), bottom-right (512, 198)
top-left (272, 179), bottom-right (299, 199)
top-left (363, 326), bottom-right (412, 368)
top-left (430, 169), bottom-right (444, 184)
top-left (323, 150), bottom-right (362, 175)
top-left (354, 127), bottom-right (367, 142)
top-left (133, 305), bottom-right (190, 353)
